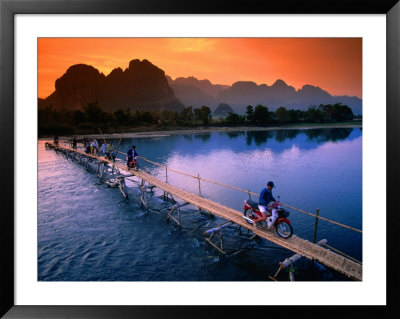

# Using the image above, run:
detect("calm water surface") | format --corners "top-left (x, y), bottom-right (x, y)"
top-left (38, 128), bottom-right (362, 281)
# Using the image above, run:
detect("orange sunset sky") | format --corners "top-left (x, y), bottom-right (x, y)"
top-left (38, 38), bottom-right (362, 99)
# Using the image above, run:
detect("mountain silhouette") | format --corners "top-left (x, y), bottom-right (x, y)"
top-left (167, 76), bottom-right (362, 115)
top-left (39, 59), bottom-right (184, 113)
top-left (39, 59), bottom-right (362, 116)
top-left (213, 103), bottom-right (235, 118)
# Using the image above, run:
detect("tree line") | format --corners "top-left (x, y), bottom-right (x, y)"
top-left (226, 103), bottom-right (356, 125)
top-left (38, 101), bottom-right (358, 136)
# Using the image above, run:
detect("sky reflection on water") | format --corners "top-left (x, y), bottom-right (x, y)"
top-left (38, 127), bottom-right (362, 281)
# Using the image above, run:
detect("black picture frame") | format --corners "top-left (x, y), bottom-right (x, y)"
top-left (1, 0), bottom-right (399, 318)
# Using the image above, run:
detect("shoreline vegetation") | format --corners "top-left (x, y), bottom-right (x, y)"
top-left (39, 102), bottom-right (361, 139)
top-left (39, 122), bottom-right (361, 140)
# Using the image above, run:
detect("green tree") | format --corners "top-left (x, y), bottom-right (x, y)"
top-left (245, 105), bottom-right (255, 124)
top-left (160, 109), bottom-right (177, 125)
top-left (72, 110), bottom-right (85, 124)
top-left (83, 101), bottom-right (106, 123)
top-left (113, 109), bottom-right (129, 124)
top-left (288, 109), bottom-right (303, 123)
top-left (194, 106), bottom-right (212, 125)
top-left (318, 103), bottom-right (354, 122)
top-left (275, 106), bottom-right (289, 123)
top-left (331, 103), bottom-right (354, 121)
top-left (178, 106), bottom-right (194, 125)
top-left (306, 106), bottom-right (325, 123)
top-left (226, 112), bottom-right (242, 125)
top-left (254, 104), bottom-right (272, 125)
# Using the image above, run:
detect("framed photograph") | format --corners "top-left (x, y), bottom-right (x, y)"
top-left (1, 0), bottom-right (399, 318)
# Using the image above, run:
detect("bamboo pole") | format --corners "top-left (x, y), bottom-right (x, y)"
top-left (198, 174), bottom-right (201, 196)
top-left (268, 265), bottom-right (284, 281)
top-left (205, 237), bottom-right (225, 255)
top-left (164, 165), bottom-right (168, 199)
top-left (313, 208), bottom-right (320, 244)
top-left (198, 174), bottom-right (202, 214)
top-left (98, 127), bottom-right (107, 144)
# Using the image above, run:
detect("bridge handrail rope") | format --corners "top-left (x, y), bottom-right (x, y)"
top-left (96, 144), bottom-right (361, 233)
top-left (320, 242), bottom-right (362, 264)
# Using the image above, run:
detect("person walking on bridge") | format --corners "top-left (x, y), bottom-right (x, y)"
top-left (100, 141), bottom-right (107, 157)
top-left (107, 142), bottom-right (116, 161)
top-left (91, 139), bottom-right (99, 156)
top-left (72, 137), bottom-right (77, 150)
top-left (85, 138), bottom-right (91, 154)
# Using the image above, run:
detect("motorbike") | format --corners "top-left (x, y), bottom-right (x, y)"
top-left (243, 198), bottom-right (293, 238)
top-left (127, 157), bottom-right (139, 171)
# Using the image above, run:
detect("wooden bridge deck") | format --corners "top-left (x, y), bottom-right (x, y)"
top-left (48, 142), bottom-right (362, 281)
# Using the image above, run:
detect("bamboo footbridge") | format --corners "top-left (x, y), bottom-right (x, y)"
top-left (45, 141), bottom-right (362, 281)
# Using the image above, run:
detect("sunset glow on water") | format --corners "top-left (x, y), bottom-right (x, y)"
top-left (38, 128), bottom-right (361, 281)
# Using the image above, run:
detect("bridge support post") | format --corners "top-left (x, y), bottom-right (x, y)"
top-left (85, 157), bottom-right (90, 170)
top-left (164, 165), bottom-right (168, 200)
top-left (204, 231), bottom-right (225, 255)
top-left (197, 174), bottom-right (204, 215)
top-left (96, 161), bottom-right (109, 183)
top-left (96, 162), bottom-right (102, 180)
top-left (166, 201), bottom-right (190, 227)
top-left (313, 208), bottom-right (320, 244)
top-left (269, 239), bottom-right (328, 281)
top-left (140, 179), bottom-right (147, 210)
top-left (203, 222), bottom-right (232, 255)
top-left (118, 177), bottom-right (128, 199)
top-left (268, 265), bottom-right (284, 281)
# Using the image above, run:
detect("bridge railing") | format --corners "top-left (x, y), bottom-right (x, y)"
top-left (114, 150), bottom-right (362, 236)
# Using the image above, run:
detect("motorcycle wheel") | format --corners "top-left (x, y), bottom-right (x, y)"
top-left (276, 221), bottom-right (293, 238)
top-left (243, 208), bottom-right (255, 225)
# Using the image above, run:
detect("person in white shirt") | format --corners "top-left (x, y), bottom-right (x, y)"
top-left (100, 141), bottom-right (107, 157)
top-left (91, 139), bottom-right (99, 156)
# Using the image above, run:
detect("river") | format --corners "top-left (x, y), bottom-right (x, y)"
top-left (38, 127), bottom-right (362, 281)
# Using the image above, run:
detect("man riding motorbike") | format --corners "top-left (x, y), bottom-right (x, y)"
top-left (254, 181), bottom-right (277, 229)
top-left (126, 145), bottom-right (139, 169)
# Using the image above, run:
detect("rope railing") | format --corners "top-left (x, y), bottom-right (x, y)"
top-left (320, 242), bottom-right (362, 264)
top-left (279, 203), bottom-right (362, 233)
top-left (131, 154), bottom-right (362, 234)
top-left (95, 146), bottom-right (362, 234)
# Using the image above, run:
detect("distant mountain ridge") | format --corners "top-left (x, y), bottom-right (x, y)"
top-left (39, 59), bottom-right (184, 113)
top-left (213, 103), bottom-right (235, 118)
top-left (39, 59), bottom-right (362, 116)
top-left (167, 76), bottom-right (362, 115)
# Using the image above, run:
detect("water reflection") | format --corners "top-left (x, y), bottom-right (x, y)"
top-left (226, 131), bottom-right (245, 139)
top-left (275, 130), bottom-right (300, 143)
top-left (193, 133), bottom-right (211, 142)
top-left (246, 131), bottom-right (274, 146)
top-left (244, 128), bottom-right (354, 146)
top-left (304, 128), bottom-right (353, 143)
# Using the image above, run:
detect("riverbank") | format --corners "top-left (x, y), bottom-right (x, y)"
top-left (39, 122), bottom-right (362, 140)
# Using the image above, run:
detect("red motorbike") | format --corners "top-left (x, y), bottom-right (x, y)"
top-left (127, 157), bottom-right (139, 171)
top-left (243, 199), bottom-right (293, 238)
